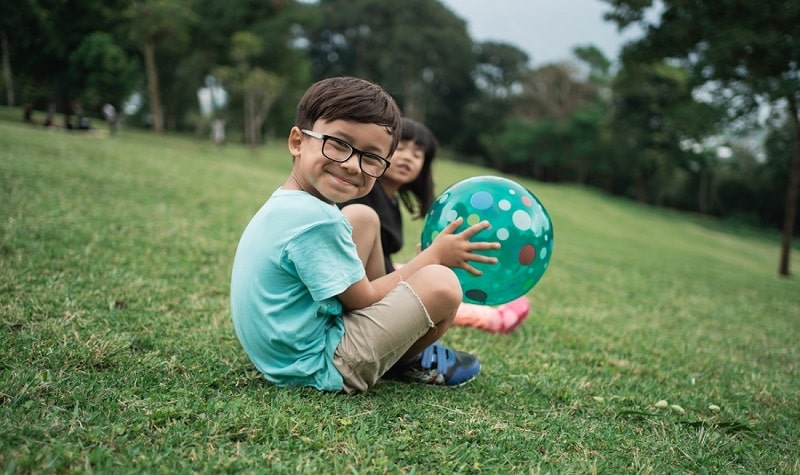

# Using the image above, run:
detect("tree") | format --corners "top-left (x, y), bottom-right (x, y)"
top-left (763, 121), bottom-right (800, 234)
top-left (602, 0), bottom-right (800, 275)
top-left (611, 61), bottom-right (722, 204)
top-left (216, 32), bottom-right (284, 149)
top-left (125, 0), bottom-right (196, 134)
top-left (0, 0), bottom-right (18, 106)
top-left (461, 41), bottom-right (529, 160)
top-left (573, 44), bottom-right (612, 102)
top-left (68, 32), bottom-right (139, 112)
top-left (1, 0), bottom-right (135, 113)
top-left (498, 63), bottom-right (599, 181)
top-left (189, 0), bottom-right (312, 137)
top-left (306, 0), bottom-right (476, 144)
top-left (514, 63), bottom-right (597, 121)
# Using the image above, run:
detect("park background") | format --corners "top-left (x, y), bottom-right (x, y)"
top-left (2, 0), bottom-right (800, 472)
top-left (3, 0), bottom-right (799, 276)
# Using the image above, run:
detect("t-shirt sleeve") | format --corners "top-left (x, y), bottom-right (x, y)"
top-left (284, 217), bottom-right (365, 302)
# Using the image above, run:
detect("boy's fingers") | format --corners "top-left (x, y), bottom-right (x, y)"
top-left (460, 220), bottom-right (490, 238)
top-left (462, 263), bottom-right (482, 276)
top-left (468, 253), bottom-right (498, 264)
top-left (470, 241), bottom-right (500, 251)
top-left (441, 217), bottom-right (464, 234)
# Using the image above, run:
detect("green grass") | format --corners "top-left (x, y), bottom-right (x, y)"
top-left (1, 109), bottom-right (799, 474)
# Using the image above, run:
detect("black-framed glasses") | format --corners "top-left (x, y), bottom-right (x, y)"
top-left (301, 129), bottom-right (391, 178)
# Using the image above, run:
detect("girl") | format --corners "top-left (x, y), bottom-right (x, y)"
top-left (340, 118), bottom-right (529, 334)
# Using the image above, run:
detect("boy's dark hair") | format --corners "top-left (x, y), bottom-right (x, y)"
top-left (295, 76), bottom-right (402, 158)
top-left (397, 118), bottom-right (438, 219)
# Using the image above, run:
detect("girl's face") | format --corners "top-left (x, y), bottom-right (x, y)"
top-left (382, 140), bottom-right (426, 186)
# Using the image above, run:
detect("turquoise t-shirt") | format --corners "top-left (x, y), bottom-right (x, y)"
top-left (230, 189), bottom-right (366, 391)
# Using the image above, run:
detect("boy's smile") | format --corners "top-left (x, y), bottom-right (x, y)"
top-left (287, 119), bottom-right (393, 204)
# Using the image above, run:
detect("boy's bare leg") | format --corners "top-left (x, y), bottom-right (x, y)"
top-left (398, 264), bottom-right (461, 360)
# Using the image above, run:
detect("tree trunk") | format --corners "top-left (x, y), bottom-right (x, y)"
top-left (1, 31), bottom-right (14, 107)
top-left (402, 76), bottom-right (426, 122)
top-left (243, 96), bottom-right (250, 147)
top-left (244, 93), bottom-right (256, 148)
top-left (251, 98), bottom-right (269, 148)
top-left (778, 96), bottom-right (800, 276)
top-left (576, 160), bottom-right (589, 184)
top-left (243, 75), bottom-right (280, 150)
top-left (143, 41), bottom-right (164, 134)
top-left (635, 172), bottom-right (648, 203)
top-left (697, 168), bottom-right (709, 214)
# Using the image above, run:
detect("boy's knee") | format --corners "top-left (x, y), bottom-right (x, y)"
top-left (430, 266), bottom-right (461, 301)
top-left (409, 265), bottom-right (462, 315)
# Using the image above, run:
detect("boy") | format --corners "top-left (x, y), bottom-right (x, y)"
top-left (230, 76), bottom-right (499, 393)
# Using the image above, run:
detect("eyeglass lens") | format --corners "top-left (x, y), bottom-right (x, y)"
top-left (322, 137), bottom-right (388, 177)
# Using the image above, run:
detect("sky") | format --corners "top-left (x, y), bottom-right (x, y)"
top-left (438, 0), bottom-right (646, 66)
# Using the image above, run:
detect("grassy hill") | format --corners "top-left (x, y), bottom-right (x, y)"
top-left (1, 111), bottom-right (798, 473)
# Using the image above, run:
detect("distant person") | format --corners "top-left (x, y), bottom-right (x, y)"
top-left (103, 103), bottom-right (118, 136)
top-left (23, 104), bottom-right (34, 124)
top-left (211, 118), bottom-right (225, 146)
top-left (70, 100), bottom-right (83, 130)
top-left (67, 100), bottom-right (90, 130)
top-left (340, 118), bottom-right (530, 334)
top-left (44, 103), bottom-right (56, 128)
top-left (230, 76), bottom-right (498, 393)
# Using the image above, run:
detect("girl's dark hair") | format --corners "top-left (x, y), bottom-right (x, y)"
top-left (295, 76), bottom-right (403, 157)
top-left (397, 118), bottom-right (438, 219)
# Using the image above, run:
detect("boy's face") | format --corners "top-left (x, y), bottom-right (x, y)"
top-left (382, 140), bottom-right (425, 187)
top-left (288, 119), bottom-right (393, 204)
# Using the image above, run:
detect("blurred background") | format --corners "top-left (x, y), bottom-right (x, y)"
top-left (2, 0), bottom-right (798, 272)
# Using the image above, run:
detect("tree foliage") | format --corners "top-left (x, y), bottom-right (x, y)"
top-left (2, 0), bottom-right (796, 245)
top-left (307, 0), bottom-right (477, 143)
top-left (125, 0), bottom-right (197, 133)
top-left (216, 31), bottom-right (285, 148)
top-left (602, 0), bottom-right (800, 275)
top-left (610, 61), bottom-right (722, 203)
top-left (2, 0), bottom-right (132, 111)
top-left (514, 63), bottom-right (598, 121)
top-left (459, 41), bottom-right (529, 159)
top-left (68, 32), bottom-right (139, 111)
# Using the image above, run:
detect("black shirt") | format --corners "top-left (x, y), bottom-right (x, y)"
top-left (339, 184), bottom-right (402, 274)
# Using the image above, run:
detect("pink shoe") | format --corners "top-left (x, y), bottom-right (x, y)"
top-left (495, 296), bottom-right (530, 334)
top-left (453, 296), bottom-right (530, 334)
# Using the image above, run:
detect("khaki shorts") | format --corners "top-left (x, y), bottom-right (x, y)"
top-left (333, 282), bottom-right (434, 393)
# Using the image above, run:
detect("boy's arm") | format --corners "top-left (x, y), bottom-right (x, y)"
top-left (337, 217), bottom-right (499, 311)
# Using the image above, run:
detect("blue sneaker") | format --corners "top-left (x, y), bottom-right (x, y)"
top-left (384, 341), bottom-right (480, 386)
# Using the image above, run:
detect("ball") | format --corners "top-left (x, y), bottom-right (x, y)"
top-left (420, 176), bottom-right (554, 306)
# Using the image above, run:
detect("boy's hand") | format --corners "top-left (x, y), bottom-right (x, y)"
top-left (424, 217), bottom-right (499, 275)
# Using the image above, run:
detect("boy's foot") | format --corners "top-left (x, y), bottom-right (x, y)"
top-left (383, 341), bottom-right (480, 386)
top-left (453, 296), bottom-right (530, 334)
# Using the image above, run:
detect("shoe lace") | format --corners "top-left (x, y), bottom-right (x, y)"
top-left (419, 341), bottom-right (455, 376)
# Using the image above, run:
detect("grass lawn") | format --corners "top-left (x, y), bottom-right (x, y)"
top-left (1, 109), bottom-right (799, 473)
